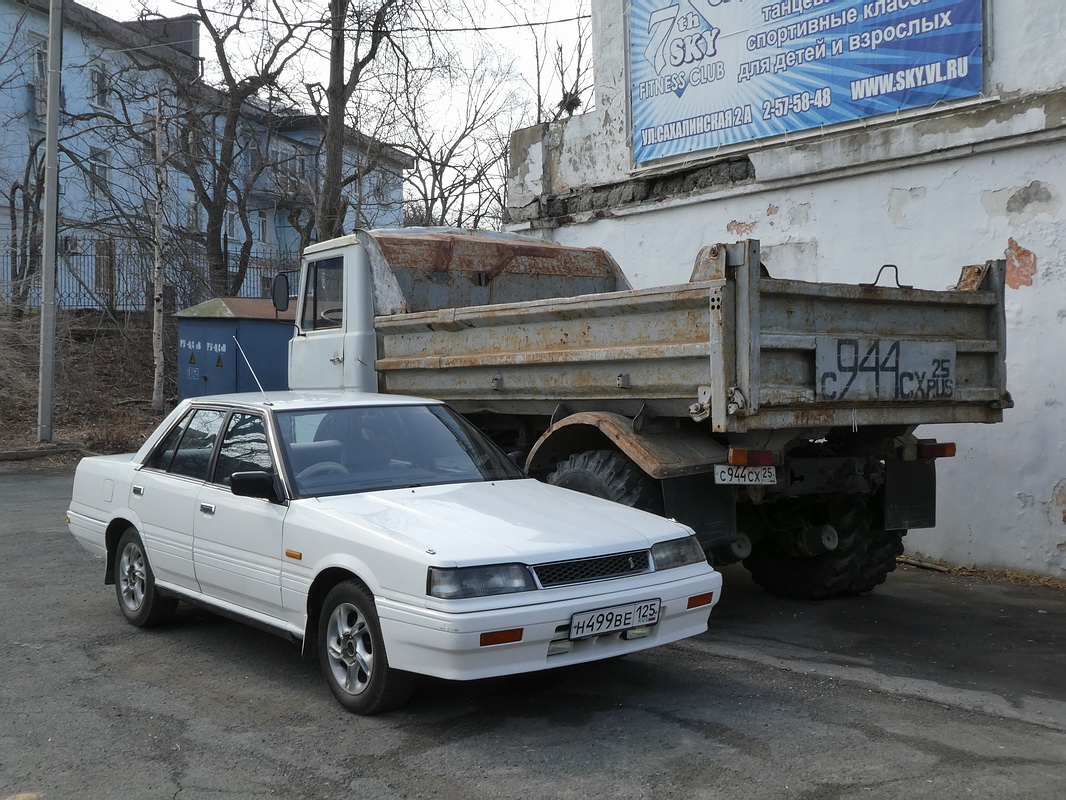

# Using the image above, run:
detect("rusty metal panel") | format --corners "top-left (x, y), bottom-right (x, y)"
top-left (524, 412), bottom-right (728, 480)
top-left (365, 229), bottom-right (630, 315)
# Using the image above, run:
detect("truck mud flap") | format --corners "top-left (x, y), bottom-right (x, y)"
top-left (883, 460), bottom-right (937, 530)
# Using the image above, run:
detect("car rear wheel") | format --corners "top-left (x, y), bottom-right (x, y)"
top-left (318, 580), bottom-right (415, 714)
top-left (114, 527), bottom-right (177, 626)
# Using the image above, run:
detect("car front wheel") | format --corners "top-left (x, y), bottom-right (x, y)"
top-left (318, 580), bottom-right (415, 714)
top-left (114, 527), bottom-right (177, 626)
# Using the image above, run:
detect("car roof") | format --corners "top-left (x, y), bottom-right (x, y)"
top-left (180, 390), bottom-right (443, 414)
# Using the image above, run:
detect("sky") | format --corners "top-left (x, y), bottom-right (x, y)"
top-left (74, 0), bottom-right (591, 119)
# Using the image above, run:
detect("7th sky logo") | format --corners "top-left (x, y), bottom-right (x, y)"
top-left (643, 1), bottom-right (727, 96)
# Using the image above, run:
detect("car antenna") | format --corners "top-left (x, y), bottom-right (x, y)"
top-left (232, 336), bottom-right (271, 403)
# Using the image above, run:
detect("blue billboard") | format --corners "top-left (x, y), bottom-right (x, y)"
top-left (628, 0), bottom-right (984, 164)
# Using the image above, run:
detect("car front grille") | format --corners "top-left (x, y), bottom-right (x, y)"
top-left (533, 550), bottom-right (651, 587)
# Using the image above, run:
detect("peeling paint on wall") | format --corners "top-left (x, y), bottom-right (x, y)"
top-left (982, 181), bottom-right (1062, 224)
top-left (888, 187), bottom-right (927, 225)
top-left (1006, 238), bottom-right (1038, 289)
top-left (727, 220), bottom-right (758, 236)
top-left (789, 203), bottom-right (811, 225)
top-left (1007, 180), bottom-right (1060, 219)
top-left (1054, 480), bottom-right (1066, 525)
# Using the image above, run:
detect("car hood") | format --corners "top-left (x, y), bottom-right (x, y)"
top-left (307, 479), bottom-right (689, 565)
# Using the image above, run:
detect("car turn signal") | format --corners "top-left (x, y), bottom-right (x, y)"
top-left (687, 592), bottom-right (715, 609)
top-left (480, 628), bottom-right (523, 647)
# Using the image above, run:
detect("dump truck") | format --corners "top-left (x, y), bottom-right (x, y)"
top-left (272, 229), bottom-right (1010, 599)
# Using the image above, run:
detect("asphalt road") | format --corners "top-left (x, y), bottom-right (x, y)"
top-left (2, 464), bottom-right (1064, 800)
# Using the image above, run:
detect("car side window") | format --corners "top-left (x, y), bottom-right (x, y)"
top-left (143, 412), bottom-right (192, 472)
top-left (213, 413), bottom-right (272, 486)
top-left (169, 409), bottom-right (226, 480)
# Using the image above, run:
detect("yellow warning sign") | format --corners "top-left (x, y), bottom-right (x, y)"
top-left (188, 353), bottom-right (196, 365)
top-left (215, 355), bottom-right (224, 368)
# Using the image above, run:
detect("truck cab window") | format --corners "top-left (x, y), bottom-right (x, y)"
top-left (302, 256), bottom-right (343, 331)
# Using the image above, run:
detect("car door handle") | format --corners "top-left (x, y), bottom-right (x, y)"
top-left (132, 485), bottom-right (144, 496)
top-left (199, 503), bottom-right (215, 515)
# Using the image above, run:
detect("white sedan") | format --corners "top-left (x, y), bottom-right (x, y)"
top-left (67, 391), bottom-right (722, 713)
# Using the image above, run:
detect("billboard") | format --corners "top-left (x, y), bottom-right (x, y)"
top-left (628, 0), bottom-right (984, 165)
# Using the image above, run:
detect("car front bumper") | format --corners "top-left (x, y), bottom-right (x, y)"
top-left (376, 566), bottom-right (722, 681)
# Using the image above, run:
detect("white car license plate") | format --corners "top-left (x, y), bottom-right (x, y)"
top-left (714, 465), bottom-right (777, 485)
top-left (569, 599), bottom-right (660, 640)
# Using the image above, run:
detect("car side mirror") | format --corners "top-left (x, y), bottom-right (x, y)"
top-left (231, 471), bottom-right (283, 503)
top-left (272, 274), bottom-right (290, 312)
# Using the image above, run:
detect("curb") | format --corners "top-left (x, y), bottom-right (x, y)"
top-left (0, 446), bottom-right (97, 462)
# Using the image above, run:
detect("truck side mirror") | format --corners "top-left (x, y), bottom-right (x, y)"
top-left (272, 274), bottom-right (290, 312)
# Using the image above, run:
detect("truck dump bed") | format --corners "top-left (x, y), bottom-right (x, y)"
top-left (373, 239), bottom-right (1010, 433)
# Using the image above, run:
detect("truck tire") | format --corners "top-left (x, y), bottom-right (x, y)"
top-left (742, 497), bottom-right (869, 600)
top-left (546, 450), bottom-right (663, 514)
top-left (847, 528), bottom-right (905, 595)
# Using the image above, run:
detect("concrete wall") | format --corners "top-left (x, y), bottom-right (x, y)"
top-left (505, 0), bottom-right (1066, 576)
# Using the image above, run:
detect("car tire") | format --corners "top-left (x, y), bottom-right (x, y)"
top-left (546, 449), bottom-right (664, 514)
top-left (318, 580), bottom-right (415, 714)
top-left (743, 497), bottom-right (869, 600)
top-left (114, 527), bottom-right (177, 627)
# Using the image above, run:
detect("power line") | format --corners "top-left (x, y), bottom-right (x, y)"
top-left (156, 1), bottom-right (588, 34)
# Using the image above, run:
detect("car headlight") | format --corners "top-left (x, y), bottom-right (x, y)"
top-left (651, 535), bottom-right (706, 570)
top-left (427, 564), bottom-right (537, 599)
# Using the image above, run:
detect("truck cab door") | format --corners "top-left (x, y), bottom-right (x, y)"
top-left (289, 255), bottom-right (345, 389)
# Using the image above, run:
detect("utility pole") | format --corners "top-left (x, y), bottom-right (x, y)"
top-left (37, 0), bottom-right (64, 442)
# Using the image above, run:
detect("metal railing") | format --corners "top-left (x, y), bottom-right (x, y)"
top-left (0, 246), bottom-right (298, 312)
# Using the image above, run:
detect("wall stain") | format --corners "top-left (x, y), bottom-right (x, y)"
top-left (1005, 238), bottom-right (1037, 289)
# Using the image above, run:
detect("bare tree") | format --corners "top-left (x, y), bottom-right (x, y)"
top-left (1, 8), bottom-right (44, 323)
top-left (494, 0), bottom-right (594, 125)
top-left (398, 50), bottom-right (524, 229)
top-left (176, 0), bottom-right (312, 296)
top-left (308, 0), bottom-right (431, 241)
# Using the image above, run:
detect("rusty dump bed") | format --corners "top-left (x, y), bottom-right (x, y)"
top-left (374, 239), bottom-right (1010, 434)
top-left (365, 229), bottom-right (630, 314)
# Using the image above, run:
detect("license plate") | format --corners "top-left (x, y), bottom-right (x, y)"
top-left (815, 338), bottom-right (956, 402)
top-left (714, 465), bottom-right (777, 485)
top-left (569, 599), bottom-right (660, 640)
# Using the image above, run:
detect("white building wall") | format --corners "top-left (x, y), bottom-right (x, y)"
top-left (506, 0), bottom-right (1066, 576)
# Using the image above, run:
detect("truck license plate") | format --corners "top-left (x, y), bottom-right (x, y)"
top-left (815, 338), bottom-right (956, 402)
top-left (569, 599), bottom-right (660, 640)
top-left (714, 465), bottom-right (777, 485)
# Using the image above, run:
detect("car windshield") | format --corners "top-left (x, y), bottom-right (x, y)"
top-left (274, 403), bottom-right (525, 498)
